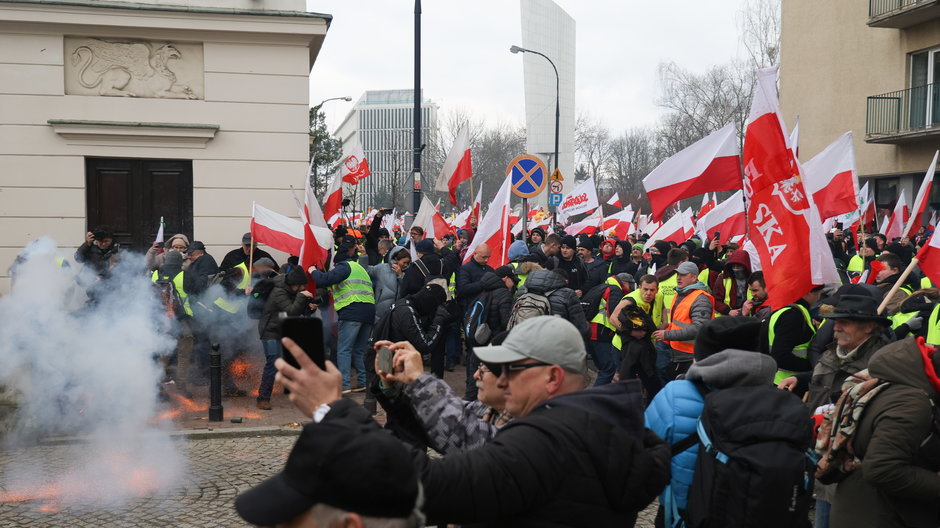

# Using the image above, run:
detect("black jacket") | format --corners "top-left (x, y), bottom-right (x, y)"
top-left (471, 272), bottom-right (514, 338)
top-left (365, 214), bottom-right (384, 266)
top-left (74, 241), bottom-right (119, 277)
top-left (387, 300), bottom-right (448, 357)
top-left (183, 253), bottom-right (219, 298)
top-left (455, 257), bottom-right (494, 306)
top-left (219, 247), bottom-right (276, 273)
top-left (557, 255), bottom-right (588, 293)
top-left (258, 275), bottom-right (309, 339)
top-left (401, 250), bottom-right (462, 299)
top-left (522, 269), bottom-right (590, 338)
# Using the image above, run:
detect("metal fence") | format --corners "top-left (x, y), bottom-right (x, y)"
top-left (866, 83), bottom-right (940, 136)
top-left (870, 0), bottom-right (925, 18)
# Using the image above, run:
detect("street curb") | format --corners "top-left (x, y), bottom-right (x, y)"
top-left (37, 425), bottom-right (303, 445)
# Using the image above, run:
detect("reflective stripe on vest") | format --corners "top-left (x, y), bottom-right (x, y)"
top-left (927, 304), bottom-right (940, 347)
top-left (768, 304), bottom-right (815, 384)
top-left (214, 296), bottom-right (243, 314)
top-left (234, 261), bottom-right (251, 290)
top-left (665, 289), bottom-right (713, 354)
top-left (331, 261), bottom-right (375, 311)
top-left (589, 277), bottom-right (621, 334)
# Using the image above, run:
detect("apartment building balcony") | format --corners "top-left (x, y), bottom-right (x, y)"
top-left (866, 83), bottom-right (940, 143)
top-left (869, 0), bottom-right (940, 28)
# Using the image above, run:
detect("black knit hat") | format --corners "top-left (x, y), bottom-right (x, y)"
top-left (285, 266), bottom-right (308, 286)
top-left (694, 317), bottom-right (763, 361)
top-left (560, 235), bottom-right (577, 249)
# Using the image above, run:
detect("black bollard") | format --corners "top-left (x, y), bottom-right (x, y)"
top-left (209, 343), bottom-right (223, 422)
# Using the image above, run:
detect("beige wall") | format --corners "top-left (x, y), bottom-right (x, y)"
top-left (0, 2), bottom-right (328, 293)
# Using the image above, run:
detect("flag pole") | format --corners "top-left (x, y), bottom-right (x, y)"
top-left (876, 258), bottom-right (919, 314)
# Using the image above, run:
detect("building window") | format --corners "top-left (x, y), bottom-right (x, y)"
top-left (875, 177), bottom-right (899, 209)
top-left (910, 48), bottom-right (940, 128)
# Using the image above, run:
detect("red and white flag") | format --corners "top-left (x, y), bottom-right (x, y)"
top-left (558, 176), bottom-right (600, 218)
top-left (644, 209), bottom-right (694, 250)
top-left (564, 208), bottom-right (603, 236)
top-left (299, 173), bottom-right (335, 274)
top-left (464, 177), bottom-right (512, 267)
top-left (251, 202), bottom-right (304, 256)
top-left (642, 123), bottom-right (743, 221)
top-left (788, 115), bottom-right (800, 159)
top-left (916, 230), bottom-right (940, 285)
top-left (468, 185), bottom-right (482, 229)
top-left (434, 125), bottom-right (473, 206)
top-left (802, 132), bottom-right (859, 221)
top-left (339, 140), bottom-right (371, 185)
top-left (412, 197), bottom-right (453, 240)
top-left (698, 190), bottom-right (746, 246)
top-left (929, 210), bottom-right (937, 231)
top-left (602, 207), bottom-right (634, 238)
top-left (905, 151), bottom-right (938, 238)
top-left (322, 172), bottom-right (344, 228)
top-left (884, 190), bottom-right (909, 240)
top-left (606, 192), bottom-right (622, 208)
top-left (743, 67), bottom-right (837, 309)
top-left (697, 193), bottom-right (716, 219)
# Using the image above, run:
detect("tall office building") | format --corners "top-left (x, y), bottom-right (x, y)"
top-left (520, 0), bottom-right (576, 203)
top-left (334, 90), bottom-right (438, 211)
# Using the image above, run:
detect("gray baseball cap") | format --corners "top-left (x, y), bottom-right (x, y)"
top-left (676, 261), bottom-right (699, 276)
top-left (474, 316), bottom-right (587, 374)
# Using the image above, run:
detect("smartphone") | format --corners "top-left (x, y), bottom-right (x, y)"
top-left (279, 316), bottom-right (325, 370)
top-left (377, 345), bottom-right (394, 374)
top-left (713, 231), bottom-right (721, 241)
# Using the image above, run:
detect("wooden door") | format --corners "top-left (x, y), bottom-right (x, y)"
top-left (85, 158), bottom-right (193, 252)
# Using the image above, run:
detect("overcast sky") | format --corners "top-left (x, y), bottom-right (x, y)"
top-left (306, 0), bottom-right (749, 135)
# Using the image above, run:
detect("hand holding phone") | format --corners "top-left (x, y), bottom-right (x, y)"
top-left (377, 346), bottom-right (394, 375)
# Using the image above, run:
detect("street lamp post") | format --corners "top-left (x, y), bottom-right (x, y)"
top-left (510, 45), bottom-right (560, 228)
top-left (311, 95), bottom-right (352, 116)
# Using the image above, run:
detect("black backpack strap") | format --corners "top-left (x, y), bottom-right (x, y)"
top-left (413, 259), bottom-right (430, 277)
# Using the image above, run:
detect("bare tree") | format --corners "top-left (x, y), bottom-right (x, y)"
top-left (738, 0), bottom-right (781, 69)
top-left (606, 127), bottom-right (661, 211)
top-left (575, 112), bottom-right (612, 180)
top-left (308, 108), bottom-right (343, 199)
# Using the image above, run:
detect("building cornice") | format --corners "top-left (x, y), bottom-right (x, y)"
top-left (48, 119), bottom-right (218, 148)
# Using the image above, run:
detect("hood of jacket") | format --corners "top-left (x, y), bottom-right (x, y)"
top-left (508, 240), bottom-right (529, 261)
top-left (479, 271), bottom-right (507, 292)
top-left (523, 269), bottom-right (566, 293)
top-left (722, 249), bottom-right (752, 274)
top-left (388, 245), bottom-right (407, 261)
top-left (898, 291), bottom-right (936, 314)
top-left (686, 349), bottom-right (777, 389)
top-left (868, 337), bottom-right (937, 396)
top-left (654, 264), bottom-right (677, 282)
top-left (516, 261), bottom-right (542, 275)
top-left (538, 380), bottom-right (670, 514)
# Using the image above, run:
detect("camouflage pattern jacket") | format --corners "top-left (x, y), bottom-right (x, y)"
top-left (403, 373), bottom-right (512, 454)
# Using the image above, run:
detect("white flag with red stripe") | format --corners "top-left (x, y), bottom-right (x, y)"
top-left (929, 210), bottom-right (937, 231)
top-left (322, 172), bottom-right (344, 228)
top-left (698, 190), bottom-right (746, 246)
top-left (916, 230), bottom-right (940, 285)
top-left (905, 151), bottom-right (938, 238)
top-left (339, 140), bottom-right (371, 185)
top-left (251, 202), bottom-right (304, 256)
top-left (606, 192), bottom-right (622, 208)
top-left (802, 132), bottom-right (859, 221)
top-left (644, 209), bottom-right (694, 250)
top-left (788, 115), bottom-right (800, 159)
top-left (697, 193), bottom-right (716, 220)
top-left (642, 123), bottom-right (743, 221)
top-left (884, 190), bottom-right (909, 240)
top-left (464, 177), bottom-right (512, 267)
top-left (564, 208), bottom-right (603, 236)
top-left (602, 207), bottom-right (634, 237)
top-left (558, 177), bottom-right (600, 218)
top-left (412, 197), bottom-right (453, 240)
top-left (434, 125), bottom-right (473, 206)
top-left (300, 174), bottom-right (334, 273)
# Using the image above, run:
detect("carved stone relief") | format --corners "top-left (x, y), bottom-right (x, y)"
top-left (64, 37), bottom-right (204, 100)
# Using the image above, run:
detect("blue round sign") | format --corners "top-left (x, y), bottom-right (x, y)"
top-left (508, 155), bottom-right (548, 198)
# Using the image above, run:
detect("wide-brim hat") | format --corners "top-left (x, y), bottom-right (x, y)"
top-left (822, 294), bottom-right (891, 325)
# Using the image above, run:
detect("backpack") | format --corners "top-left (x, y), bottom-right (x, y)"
top-left (464, 290), bottom-right (493, 346)
top-left (581, 281), bottom-right (614, 321)
top-left (678, 385), bottom-right (814, 528)
top-left (814, 372), bottom-right (891, 485)
top-left (507, 289), bottom-right (555, 330)
top-left (247, 277), bottom-right (277, 320)
top-left (369, 303), bottom-right (396, 348)
top-left (413, 258), bottom-right (452, 302)
top-left (153, 277), bottom-right (183, 319)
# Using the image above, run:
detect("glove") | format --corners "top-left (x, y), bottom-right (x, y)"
top-left (906, 315), bottom-right (924, 331)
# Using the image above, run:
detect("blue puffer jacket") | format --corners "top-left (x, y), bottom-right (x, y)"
top-left (644, 348), bottom-right (777, 527)
top-left (645, 379), bottom-right (704, 522)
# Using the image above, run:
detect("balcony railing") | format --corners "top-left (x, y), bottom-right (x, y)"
top-left (869, 0), bottom-right (940, 28)
top-left (866, 83), bottom-right (940, 142)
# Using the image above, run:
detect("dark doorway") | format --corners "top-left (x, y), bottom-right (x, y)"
top-left (85, 158), bottom-right (193, 252)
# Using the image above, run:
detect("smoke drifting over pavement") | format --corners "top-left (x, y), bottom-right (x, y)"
top-left (0, 238), bottom-right (187, 508)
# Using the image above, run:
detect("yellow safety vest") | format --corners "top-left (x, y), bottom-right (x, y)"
top-left (768, 303), bottom-right (815, 385)
top-left (234, 261), bottom-right (251, 290)
top-left (449, 272), bottom-right (457, 298)
top-left (715, 276), bottom-right (754, 317)
top-left (921, 276), bottom-right (933, 290)
top-left (927, 304), bottom-right (940, 347)
top-left (332, 261), bottom-right (375, 311)
top-left (590, 276), bottom-right (621, 333)
top-left (656, 273), bottom-right (678, 324)
top-left (510, 262), bottom-right (529, 290)
top-left (612, 289), bottom-right (661, 351)
top-left (151, 269), bottom-right (193, 316)
top-left (847, 254), bottom-right (865, 273)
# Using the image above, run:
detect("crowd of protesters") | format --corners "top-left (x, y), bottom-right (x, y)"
top-left (15, 211), bottom-right (940, 527)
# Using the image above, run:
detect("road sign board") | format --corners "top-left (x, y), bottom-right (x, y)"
top-left (549, 180), bottom-right (563, 193)
top-left (548, 193), bottom-right (562, 207)
top-left (508, 154), bottom-right (548, 198)
top-left (550, 168), bottom-right (564, 181)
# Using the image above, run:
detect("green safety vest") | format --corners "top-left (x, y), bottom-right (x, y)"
top-left (714, 276), bottom-right (753, 317)
top-left (846, 254), bottom-right (865, 273)
top-left (234, 261), bottom-right (251, 290)
top-left (768, 303), bottom-right (815, 385)
top-left (590, 277), bottom-right (621, 333)
top-left (510, 262), bottom-right (529, 289)
top-left (449, 272), bottom-right (457, 298)
top-left (890, 310), bottom-right (919, 332)
top-left (698, 268), bottom-right (711, 291)
top-left (612, 289), bottom-right (660, 351)
top-left (922, 276), bottom-right (934, 290)
top-left (927, 304), bottom-right (940, 347)
top-left (332, 261), bottom-right (375, 311)
top-left (656, 273), bottom-right (678, 324)
top-left (151, 269), bottom-right (193, 316)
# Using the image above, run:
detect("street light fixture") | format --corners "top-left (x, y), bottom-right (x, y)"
top-left (510, 44), bottom-right (560, 227)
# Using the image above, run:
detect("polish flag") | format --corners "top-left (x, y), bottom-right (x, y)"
top-left (697, 192), bottom-right (716, 219)
top-left (294, 171), bottom-right (334, 279)
top-left (743, 67), bottom-right (838, 309)
top-left (434, 124), bottom-right (473, 206)
top-left (453, 207), bottom-right (471, 231)
top-left (606, 192), bottom-right (622, 208)
top-left (339, 140), bottom-right (371, 185)
top-left (802, 132), bottom-right (859, 221)
top-left (788, 115), bottom-right (800, 159)
top-left (251, 202), bottom-right (304, 256)
top-left (468, 185), bottom-right (482, 229)
top-left (322, 172), bottom-right (344, 228)
top-left (602, 207), bottom-right (634, 233)
top-left (565, 208), bottom-right (604, 236)
top-left (642, 123), bottom-right (743, 221)
top-left (904, 151), bottom-right (938, 238)
top-left (698, 190), bottom-right (747, 246)
top-left (916, 230), bottom-right (940, 286)
top-left (643, 209), bottom-right (693, 250)
top-left (464, 177), bottom-right (512, 267)
top-left (884, 190), bottom-right (909, 240)
top-left (929, 210), bottom-right (937, 231)
top-left (412, 197), bottom-right (453, 240)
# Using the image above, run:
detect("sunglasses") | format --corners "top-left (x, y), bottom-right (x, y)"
top-left (481, 361), bottom-right (552, 377)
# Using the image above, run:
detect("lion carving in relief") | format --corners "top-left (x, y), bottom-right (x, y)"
top-left (70, 39), bottom-right (197, 99)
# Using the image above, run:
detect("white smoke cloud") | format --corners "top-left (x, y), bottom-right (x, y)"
top-left (0, 238), bottom-right (187, 508)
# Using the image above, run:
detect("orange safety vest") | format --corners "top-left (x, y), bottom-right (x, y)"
top-left (665, 289), bottom-right (714, 354)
